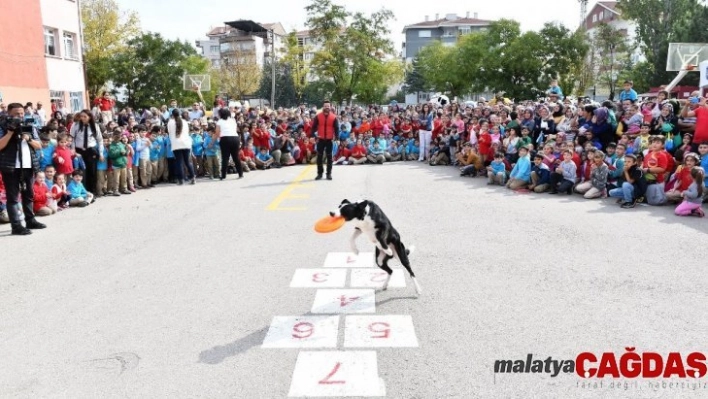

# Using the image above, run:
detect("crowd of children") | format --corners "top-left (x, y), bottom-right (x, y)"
top-left (2, 87), bottom-right (707, 226)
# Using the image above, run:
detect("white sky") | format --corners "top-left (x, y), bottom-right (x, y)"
top-left (115, 0), bottom-right (583, 48)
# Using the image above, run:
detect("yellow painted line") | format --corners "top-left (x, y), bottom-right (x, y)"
top-left (266, 165), bottom-right (316, 211)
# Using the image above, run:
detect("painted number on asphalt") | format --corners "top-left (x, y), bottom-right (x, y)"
top-left (292, 322), bottom-right (314, 339)
top-left (290, 269), bottom-right (346, 288)
top-left (288, 351), bottom-right (386, 397)
top-left (318, 362), bottom-right (346, 385)
top-left (340, 295), bottom-right (360, 307)
top-left (369, 322), bottom-right (390, 339)
top-left (311, 289), bottom-right (375, 314)
top-left (262, 316), bottom-right (339, 348)
top-left (343, 316), bottom-right (419, 348)
top-left (349, 269), bottom-right (406, 289)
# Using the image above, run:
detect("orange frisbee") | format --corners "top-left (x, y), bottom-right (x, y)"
top-left (314, 215), bottom-right (345, 233)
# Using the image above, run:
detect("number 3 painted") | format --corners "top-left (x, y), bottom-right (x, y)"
top-left (318, 362), bottom-right (346, 384)
top-left (312, 273), bottom-right (329, 283)
top-left (292, 322), bottom-right (314, 339)
top-left (369, 322), bottom-right (390, 339)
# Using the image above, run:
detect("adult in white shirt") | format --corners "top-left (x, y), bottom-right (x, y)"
top-left (167, 109), bottom-right (196, 185)
top-left (36, 102), bottom-right (47, 126)
top-left (215, 107), bottom-right (243, 180)
top-left (70, 110), bottom-right (105, 195)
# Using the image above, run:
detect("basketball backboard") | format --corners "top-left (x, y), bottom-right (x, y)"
top-left (183, 74), bottom-right (211, 92)
top-left (666, 43), bottom-right (708, 71)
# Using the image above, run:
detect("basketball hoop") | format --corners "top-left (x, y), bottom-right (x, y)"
top-left (686, 64), bottom-right (697, 71)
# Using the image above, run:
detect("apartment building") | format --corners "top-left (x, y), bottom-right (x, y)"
top-left (196, 22), bottom-right (287, 69)
top-left (0, 0), bottom-right (87, 112)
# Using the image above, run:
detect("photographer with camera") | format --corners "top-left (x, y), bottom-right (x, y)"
top-left (0, 102), bottom-right (47, 235)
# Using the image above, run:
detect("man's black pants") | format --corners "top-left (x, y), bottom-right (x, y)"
top-left (0, 168), bottom-right (35, 226)
top-left (316, 139), bottom-right (333, 177)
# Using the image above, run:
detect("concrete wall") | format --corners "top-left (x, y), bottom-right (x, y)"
top-left (0, 0), bottom-right (50, 106)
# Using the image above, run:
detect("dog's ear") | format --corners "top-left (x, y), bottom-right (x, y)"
top-left (356, 200), bottom-right (369, 211)
top-left (341, 199), bottom-right (351, 205)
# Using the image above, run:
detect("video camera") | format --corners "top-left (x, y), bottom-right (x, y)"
top-left (0, 116), bottom-right (34, 139)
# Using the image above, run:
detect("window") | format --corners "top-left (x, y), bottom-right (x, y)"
top-left (70, 92), bottom-right (83, 112)
top-left (63, 32), bottom-right (77, 59)
top-left (592, 14), bottom-right (597, 22)
top-left (418, 30), bottom-right (431, 38)
top-left (44, 27), bottom-right (57, 56)
top-left (210, 45), bottom-right (219, 53)
top-left (599, 11), bottom-right (604, 20)
top-left (459, 27), bottom-right (471, 35)
top-left (211, 59), bottom-right (220, 68)
top-left (50, 91), bottom-right (65, 105)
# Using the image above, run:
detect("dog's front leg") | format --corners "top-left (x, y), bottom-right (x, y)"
top-left (349, 228), bottom-right (362, 255)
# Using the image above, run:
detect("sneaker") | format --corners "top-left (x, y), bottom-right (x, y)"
top-left (548, 190), bottom-right (558, 194)
top-left (26, 219), bottom-right (46, 229)
top-left (315, 175), bottom-right (323, 180)
top-left (693, 208), bottom-right (705, 217)
top-left (343, 161), bottom-right (348, 165)
top-left (190, 177), bottom-right (196, 185)
top-left (326, 175), bottom-right (332, 180)
top-left (621, 200), bottom-right (636, 209)
top-left (112, 192), bottom-right (121, 197)
top-left (11, 225), bottom-right (31, 235)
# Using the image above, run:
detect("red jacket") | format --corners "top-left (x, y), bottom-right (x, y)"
top-left (33, 181), bottom-right (49, 212)
top-left (371, 119), bottom-right (384, 137)
top-left (253, 129), bottom-right (270, 150)
top-left (335, 146), bottom-right (351, 159)
top-left (94, 97), bottom-right (114, 111)
top-left (303, 121), bottom-right (313, 137)
top-left (673, 165), bottom-right (694, 191)
top-left (313, 112), bottom-right (338, 140)
top-left (53, 146), bottom-right (74, 175)
top-left (351, 145), bottom-right (367, 158)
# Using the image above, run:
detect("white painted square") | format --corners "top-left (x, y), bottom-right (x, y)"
top-left (344, 315), bottom-right (419, 348)
top-left (290, 269), bottom-right (347, 288)
top-left (262, 316), bottom-right (339, 348)
top-left (323, 252), bottom-right (375, 268)
top-left (311, 289), bottom-right (375, 314)
top-left (349, 268), bottom-right (406, 289)
top-left (288, 351), bottom-right (386, 397)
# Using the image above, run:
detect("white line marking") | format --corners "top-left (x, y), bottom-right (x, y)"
top-left (344, 315), bottom-right (419, 348)
top-left (262, 316), bottom-right (339, 348)
top-left (288, 351), bottom-right (386, 397)
top-left (311, 289), bottom-right (376, 314)
top-left (349, 268), bottom-right (406, 288)
top-left (323, 252), bottom-right (375, 268)
top-left (290, 269), bottom-right (347, 288)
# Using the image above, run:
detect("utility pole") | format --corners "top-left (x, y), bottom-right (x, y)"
top-left (578, 0), bottom-right (588, 31)
top-left (270, 29), bottom-right (276, 109)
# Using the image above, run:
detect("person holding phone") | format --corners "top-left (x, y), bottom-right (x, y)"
top-left (681, 95), bottom-right (708, 152)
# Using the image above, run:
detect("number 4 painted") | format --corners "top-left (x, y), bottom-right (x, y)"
top-left (339, 295), bottom-right (360, 307)
top-left (318, 362), bottom-right (346, 385)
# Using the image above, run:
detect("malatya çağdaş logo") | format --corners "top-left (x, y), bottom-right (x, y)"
top-left (494, 349), bottom-right (708, 378)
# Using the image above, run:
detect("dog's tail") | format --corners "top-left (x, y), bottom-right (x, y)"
top-left (396, 241), bottom-right (413, 267)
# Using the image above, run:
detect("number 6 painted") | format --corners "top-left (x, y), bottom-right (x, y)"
top-left (312, 273), bottom-right (329, 283)
top-left (292, 322), bottom-right (314, 339)
top-left (318, 362), bottom-right (346, 384)
top-left (369, 322), bottom-right (390, 339)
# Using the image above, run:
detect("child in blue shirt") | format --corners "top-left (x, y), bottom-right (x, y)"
top-left (67, 170), bottom-right (93, 207)
top-left (191, 128), bottom-right (205, 177)
top-left (255, 147), bottom-right (274, 169)
top-left (487, 152), bottom-right (507, 185)
top-left (39, 131), bottom-right (55, 171)
top-left (149, 126), bottom-right (162, 185)
top-left (96, 137), bottom-right (109, 196)
top-left (406, 139), bottom-right (420, 161)
top-left (203, 125), bottom-right (220, 178)
top-left (507, 146), bottom-right (531, 189)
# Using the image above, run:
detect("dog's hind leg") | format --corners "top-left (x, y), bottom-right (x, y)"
top-left (375, 248), bottom-right (394, 291)
top-left (394, 241), bottom-right (421, 296)
top-left (375, 229), bottom-right (393, 256)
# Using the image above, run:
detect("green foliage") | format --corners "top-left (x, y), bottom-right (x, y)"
top-left (415, 19), bottom-right (587, 100)
top-left (589, 22), bottom-right (633, 100)
top-left (111, 33), bottom-right (209, 108)
top-left (81, 0), bottom-right (140, 98)
top-left (403, 55), bottom-right (428, 94)
top-left (618, 0), bottom-right (708, 87)
top-left (281, 32), bottom-right (310, 101)
top-left (301, 80), bottom-right (336, 106)
top-left (255, 61), bottom-right (299, 108)
top-left (305, 0), bottom-right (400, 103)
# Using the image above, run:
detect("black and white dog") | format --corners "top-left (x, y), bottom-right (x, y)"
top-left (330, 199), bottom-right (421, 295)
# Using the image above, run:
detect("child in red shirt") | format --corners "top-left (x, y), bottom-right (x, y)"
top-left (33, 171), bottom-right (55, 216)
top-left (52, 134), bottom-right (74, 176)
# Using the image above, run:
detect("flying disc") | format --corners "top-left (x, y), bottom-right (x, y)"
top-left (314, 216), bottom-right (345, 233)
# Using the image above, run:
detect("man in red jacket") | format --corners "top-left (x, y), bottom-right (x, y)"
top-left (310, 100), bottom-right (339, 180)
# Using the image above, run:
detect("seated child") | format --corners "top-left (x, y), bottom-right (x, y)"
top-left (549, 150), bottom-right (577, 194)
top-left (50, 173), bottom-right (70, 210)
top-left (32, 171), bottom-right (55, 217)
top-left (255, 147), bottom-right (274, 169)
top-left (486, 152), bottom-right (507, 185)
top-left (67, 170), bottom-right (94, 207)
top-left (608, 154), bottom-right (647, 208)
top-left (575, 150), bottom-right (609, 199)
top-left (506, 147), bottom-right (531, 190)
top-left (674, 167), bottom-right (705, 217)
top-left (529, 153), bottom-right (551, 193)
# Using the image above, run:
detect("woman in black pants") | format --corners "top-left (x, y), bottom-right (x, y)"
top-left (215, 108), bottom-right (243, 180)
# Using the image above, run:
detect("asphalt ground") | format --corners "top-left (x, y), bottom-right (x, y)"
top-left (1, 161), bottom-right (708, 399)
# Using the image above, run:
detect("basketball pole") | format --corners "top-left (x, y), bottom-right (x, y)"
top-left (664, 68), bottom-right (691, 94)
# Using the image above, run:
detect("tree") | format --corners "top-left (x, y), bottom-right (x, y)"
top-left (217, 48), bottom-right (261, 100)
top-left (416, 42), bottom-right (469, 98)
top-left (81, 0), bottom-right (140, 97)
top-left (354, 59), bottom-right (405, 104)
top-left (305, 0), bottom-right (400, 103)
top-left (618, 0), bottom-right (708, 87)
top-left (111, 33), bottom-right (209, 108)
top-left (403, 55), bottom-right (427, 94)
top-left (255, 60), bottom-right (298, 107)
top-left (281, 32), bottom-right (310, 103)
top-left (589, 22), bottom-right (632, 100)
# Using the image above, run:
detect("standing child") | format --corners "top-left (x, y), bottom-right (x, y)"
top-left (204, 126), bottom-right (221, 178)
top-left (96, 137), bottom-right (109, 196)
top-left (675, 167), bottom-right (705, 217)
top-left (109, 132), bottom-right (130, 195)
top-left (149, 126), bottom-right (162, 184)
top-left (52, 133), bottom-right (74, 176)
top-left (67, 170), bottom-right (94, 207)
top-left (135, 126), bottom-right (153, 188)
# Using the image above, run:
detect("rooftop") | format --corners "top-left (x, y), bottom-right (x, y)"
top-left (403, 13), bottom-right (493, 32)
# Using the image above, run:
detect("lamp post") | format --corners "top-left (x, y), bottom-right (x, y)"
top-left (269, 28), bottom-right (275, 109)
